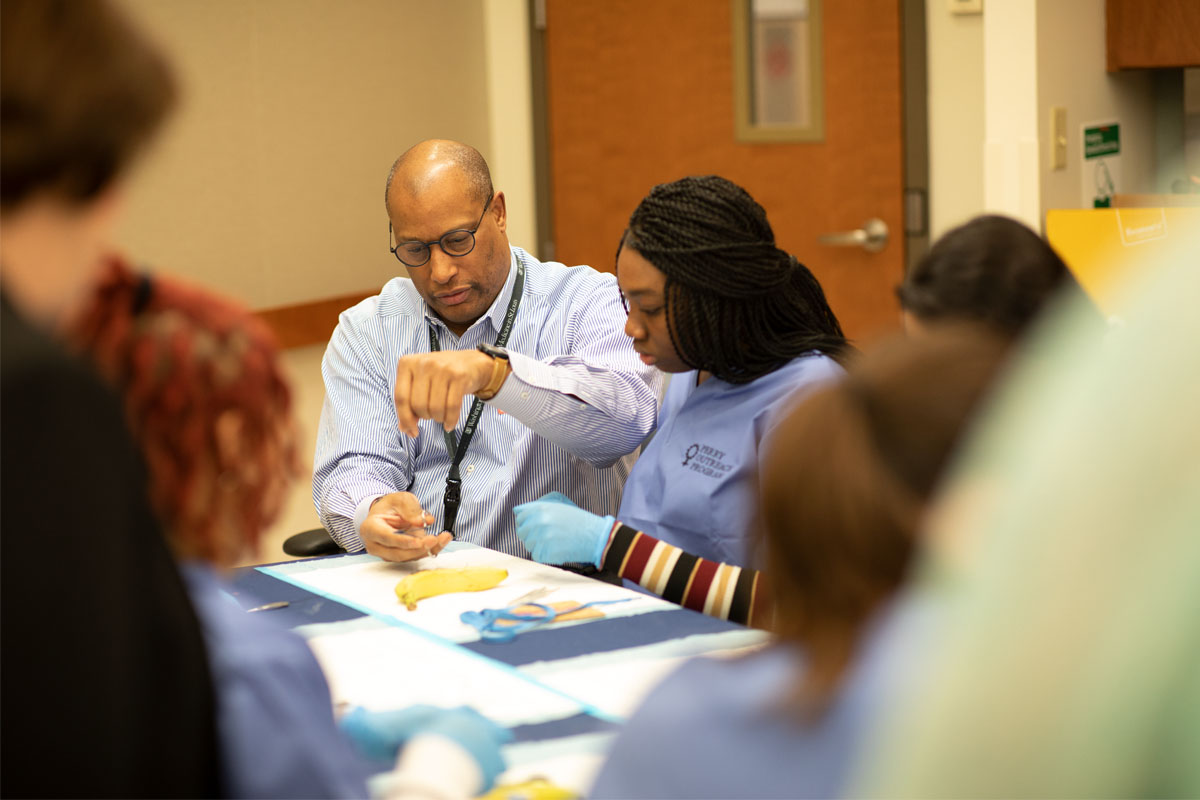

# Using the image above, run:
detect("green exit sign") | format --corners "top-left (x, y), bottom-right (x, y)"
top-left (1084, 124), bottom-right (1120, 159)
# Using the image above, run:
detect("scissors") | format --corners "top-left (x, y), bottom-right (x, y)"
top-left (460, 589), bottom-right (629, 643)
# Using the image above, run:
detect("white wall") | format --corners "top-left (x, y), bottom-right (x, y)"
top-left (925, 3), bottom-right (985, 239)
top-left (926, 0), bottom-right (1162, 236)
top-left (483, 0), bottom-right (537, 254)
top-left (1037, 0), bottom-right (1157, 214)
top-left (983, 0), bottom-right (1040, 230)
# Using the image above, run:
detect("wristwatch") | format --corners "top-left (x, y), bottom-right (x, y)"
top-left (475, 343), bottom-right (511, 401)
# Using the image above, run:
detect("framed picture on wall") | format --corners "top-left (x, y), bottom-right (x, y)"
top-left (732, 0), bottom-right (825, 142)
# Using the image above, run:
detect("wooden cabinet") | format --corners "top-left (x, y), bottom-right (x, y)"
top-left (1106, 0), bottom-right (1200, 70)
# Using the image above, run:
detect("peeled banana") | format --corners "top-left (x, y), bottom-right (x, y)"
top-left (394, 567), bottom-right (508, 611)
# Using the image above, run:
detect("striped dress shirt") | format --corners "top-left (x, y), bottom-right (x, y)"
top-left (313, 246), bottom-right (664, 557)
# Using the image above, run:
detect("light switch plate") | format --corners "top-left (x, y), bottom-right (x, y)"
top-left (1050, 106), bottom-right (1067, 170)
top-left (949, 0), bottom-right (983, 14)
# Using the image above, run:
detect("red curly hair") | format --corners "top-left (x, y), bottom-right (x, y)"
top-left (71, 256), bottom-right (298, 563)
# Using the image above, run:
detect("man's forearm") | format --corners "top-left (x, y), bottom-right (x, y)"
top-left (313, 457), bottom-right (405, 552)
top-left (487, 353), bottom-right (661, 465)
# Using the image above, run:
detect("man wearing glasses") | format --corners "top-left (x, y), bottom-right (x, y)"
top-left (313, 139), bottom-right (663, 562)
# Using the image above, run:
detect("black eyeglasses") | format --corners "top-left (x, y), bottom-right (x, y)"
top-left (389, 194), bottom-right (493, 268)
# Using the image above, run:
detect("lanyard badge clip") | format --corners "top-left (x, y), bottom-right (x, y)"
top-left (442, 476), bottom-right (463, 534)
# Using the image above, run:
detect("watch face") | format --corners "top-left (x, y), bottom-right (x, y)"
top-left (479, 343), bottom-right (509, 360)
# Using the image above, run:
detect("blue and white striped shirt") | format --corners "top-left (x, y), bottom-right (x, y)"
top-left (313, 246), bottom-right (664, 557)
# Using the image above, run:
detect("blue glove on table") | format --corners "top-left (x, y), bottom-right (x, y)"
top-left (513, 494), bottom-right (613, 566)
top-left (340, 705), bottom-right (512, 790)
top-left (339, 704), bottom-right (441, 763)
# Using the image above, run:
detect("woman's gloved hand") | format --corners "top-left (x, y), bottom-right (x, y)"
top-left (341, 705), bottom-right (511, 791)
top-left (513, 494), bottom-right (613, 566)
top-left (408, 706), bottom-right (511, 792)
top-left (339, 704), bottom-right (442, 763)
top-left (533, 490), bottom-right (577, 507)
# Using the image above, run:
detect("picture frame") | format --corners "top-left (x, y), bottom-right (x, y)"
top-left (732, 0), bottom-right (825, 143)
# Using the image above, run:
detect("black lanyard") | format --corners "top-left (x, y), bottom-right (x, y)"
top-left (426, 254), bottom-right (525, 534)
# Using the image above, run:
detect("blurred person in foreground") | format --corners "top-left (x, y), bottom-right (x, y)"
top-left (0, 0), bottom-right (222, 794)
top-left (854, 235), bottom-right (1200, 796)
top-left (72, 259), bottom-right (511, 799)
top-left (589, 329), bottom-right (1011, 799)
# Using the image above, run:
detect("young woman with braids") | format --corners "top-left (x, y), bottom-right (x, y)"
top-left (71, 258), bottom-right (510, 799)
top-left (514, 175), bottom-right (846, 625)
top-left (589, 329), bottom-right (1011, 799)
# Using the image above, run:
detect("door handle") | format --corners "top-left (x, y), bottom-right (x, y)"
top-left (818, 218), bottom-right (889, 253)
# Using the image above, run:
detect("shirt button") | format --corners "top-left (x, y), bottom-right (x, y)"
top-left (466, 465), bottom-right (475, 473)
top-left (520, 391), bottom-right (530, 399)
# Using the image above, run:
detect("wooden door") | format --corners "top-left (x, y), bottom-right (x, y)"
top-left (545, 0), bottom-right (904, 342)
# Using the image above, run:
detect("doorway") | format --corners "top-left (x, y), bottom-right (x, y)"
top-left (531, 0), bottom-right (927, 342)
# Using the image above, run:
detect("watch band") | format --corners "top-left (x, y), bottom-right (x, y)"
top-left (475, 344), bottom-right (511, 401)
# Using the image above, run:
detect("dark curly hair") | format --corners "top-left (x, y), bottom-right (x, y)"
top-left (618, 175), bottom-right (847, 383)
top-left (896, 214), bottom-right (1072, 336)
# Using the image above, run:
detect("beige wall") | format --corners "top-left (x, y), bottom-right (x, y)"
top-left (983, 0), bottom-right (1040, 230)
top-left (925, 2), bottom-right (985, 239)
top-left (117, 0), bottom-right (494, 311)
top-left (1037, 0), bottom-right (1157, 214)
top-left (483, 0), bottom-right (537, 256)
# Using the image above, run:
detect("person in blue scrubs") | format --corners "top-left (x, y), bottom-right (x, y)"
top-left (72, 259), bottom-right (509, 799)
top-left (515, 175), bottom-right (847, 569)
top-left (589, 330), bottom-right (1012, 799)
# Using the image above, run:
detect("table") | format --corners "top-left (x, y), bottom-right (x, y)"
top-left (232, 542), bottom-right (769, 794)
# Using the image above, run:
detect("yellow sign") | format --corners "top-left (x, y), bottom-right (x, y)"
top-left (1045, 208), bottom-right (1200, 314)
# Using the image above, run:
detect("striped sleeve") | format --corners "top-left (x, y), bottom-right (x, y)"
top-left (599, 523), bottom-right (772, 629)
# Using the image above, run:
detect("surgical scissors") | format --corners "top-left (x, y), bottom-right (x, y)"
top-left (461, 596), bottom-right (629, 643)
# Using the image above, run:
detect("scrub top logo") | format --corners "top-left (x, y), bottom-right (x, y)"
top-left (681, 443), bottom-right (734, 479)
top-left (682, 443), bottom-right (700, 466)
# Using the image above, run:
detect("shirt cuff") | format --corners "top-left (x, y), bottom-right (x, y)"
top-left (491, 350), bottom-right (591, 418)
top-left (353, 494), bottom-right (385, 536)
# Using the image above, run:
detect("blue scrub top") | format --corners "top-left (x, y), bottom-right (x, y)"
top-left (182, 563), bottom-right (373, 799)
top-left (589, 597), bottom-right (938, 799)
top-left (617, 353), bottom-right (843, 567)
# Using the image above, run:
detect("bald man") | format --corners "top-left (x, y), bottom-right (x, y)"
top-left (313, 140), bottom-right (663, 561)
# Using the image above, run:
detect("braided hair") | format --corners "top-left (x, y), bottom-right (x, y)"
top-left (619, 175), bottom-right (847, 384)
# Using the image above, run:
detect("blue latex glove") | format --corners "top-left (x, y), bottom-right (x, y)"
top-left (340, 705), bottom-right (512, 791)
top-left (339, 704), bottom-right (442, 763)
top-left (535, 490), bottom-right (578, 507)
top-left (513, 499), bottom-right (613, 566)
top-left (412, 706), bottom-right (512, 793)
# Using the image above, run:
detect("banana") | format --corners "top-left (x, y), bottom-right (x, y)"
top-left (394, 567), bottom-right (508, 611)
